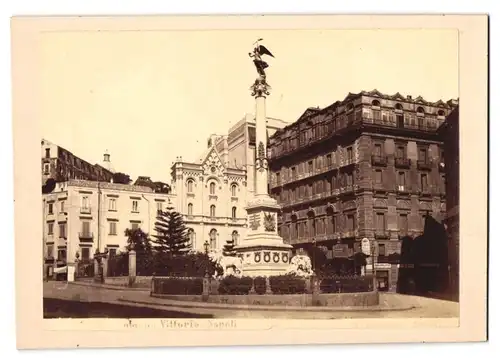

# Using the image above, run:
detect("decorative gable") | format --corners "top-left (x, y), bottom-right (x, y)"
top-left (391, 92), bottom-right (406, 101)
top-left (343, 92), bottom-right (359, 102)
top-left (433, 99), bottom-right (449, 108)
top-left (415, 95), bottom-right (427, 104)
top-left (367, 89), bottom-right (383, 97)
top-left (297, 107), bottom-right (320, 122)
top-left (201, 148), bottom-right (225, 176)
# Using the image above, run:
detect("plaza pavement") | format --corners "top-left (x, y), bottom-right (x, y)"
top-left (43, 281), bottom-right (459, 319)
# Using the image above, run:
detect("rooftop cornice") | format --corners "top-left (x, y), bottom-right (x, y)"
top-left (271, 89), bottom-right (459, 138)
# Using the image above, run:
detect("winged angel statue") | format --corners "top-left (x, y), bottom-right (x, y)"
top-left (248, 38), bottom-right (275, 80)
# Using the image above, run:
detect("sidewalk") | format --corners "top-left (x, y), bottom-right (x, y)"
top-left (67, 281), bottom-right (416, 313)
top-left (69, 280), bottom-right (149, 292)
top-left (117, 295), bottom-right (415, 313)
top-left (44, 281), bottom-right (458, 319)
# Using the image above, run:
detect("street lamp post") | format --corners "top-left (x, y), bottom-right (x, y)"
top-left (94, 247), bottom-right (109, 284)
top-left (204, 240), bottom-right (210, 255)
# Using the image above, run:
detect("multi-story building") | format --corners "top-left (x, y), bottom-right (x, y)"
top-left (42, 179), bottom-right (174, 280)
top-left (170, 135), bottom-right (247, 252)
top-left (170, 114), bottom-right (289, 252)
top-left (267, 89), bottom-right (457, 291)
top-left (437, 105), bottom-right (459, 300)
top-left (41, 138), bottom-right (114, 187)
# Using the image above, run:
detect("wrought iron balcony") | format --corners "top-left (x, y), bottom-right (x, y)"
top-left (79, 232), bottom-right (94, 242)
top-left (419, 187), bottom-right (433, 196)
top-left (372, 182), bottom-right (387, 192)
top-left (376, 254), bottom-right (401, 264)
top-left (340, 185), bottom-right (354, 194)
top-left (396, 185), bottom-right (410, 194)
top-left (376, 255), bottom-right (391, 264)
top-left (394, 157), bottom-right (411, 168)
top-left (374, 230), bottom-right (388, 239)
top-left (80, 207), bottom-right (91, 214)
top-left (417, 159), bottom-right (432, 171)
top-left (268, 115), bottom-right (440, 161)
top-left (371, 155), bottom-right (388, 166)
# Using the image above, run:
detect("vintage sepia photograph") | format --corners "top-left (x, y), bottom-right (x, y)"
top-left (12, 14), bottom-right (488, 349)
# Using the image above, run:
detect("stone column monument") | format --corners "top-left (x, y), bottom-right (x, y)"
top-left (235, 40), bottom-right (293, 277)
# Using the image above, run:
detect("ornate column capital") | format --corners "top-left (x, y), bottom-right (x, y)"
top-left (250, 78), bottom-right (271, 98)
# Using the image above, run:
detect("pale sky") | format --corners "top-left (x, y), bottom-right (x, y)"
top-left (40, 29), bottom-right (458, 183)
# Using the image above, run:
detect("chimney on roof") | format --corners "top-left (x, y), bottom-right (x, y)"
top-left (407, 95), bottom-right (412, 100)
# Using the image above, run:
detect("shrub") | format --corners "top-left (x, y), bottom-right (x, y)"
top-left (269, 273), bottom-right (307, 294)
top-left (319, 275), bottom-right (373, 293)
top-left (218, 276), bottom-right (253, 295)
top-left (151, 252), bottom-right (217, 278)
top-left (253, 276), bottom-right (267, 295)
top-left (153, 277), bottom-right (204, 295)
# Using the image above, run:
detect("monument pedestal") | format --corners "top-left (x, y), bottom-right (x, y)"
top-left (235, 194), bottom-right (292, 277)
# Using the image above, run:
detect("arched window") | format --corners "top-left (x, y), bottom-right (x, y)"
top-left (209, 182), bottom-right (216, 195)
top-left (187, 203), bottom-right (193, 216)
top-left (307, 211), bottom-right (316, 238)
top-left (230, 183), bottom-right (237, 197)
top-left (209, 229), bottom-right (217, 249)
top-left (188, 228), bottom-right (196, 248)
top-left (210, 205), bottom-right (216, 218)
top-left (291, 215), bottom-right (298, 240)
top-left (395, 103), bottom-right (403, 110)
top-left (231, 206), bottom-right (237, 219)
top-left (371, 100), bottom-right (381, 121)
top-left (187, 179), bottom-right (194, 193)
top-left (326, 206), bottom-right (336, 234)
top-left (231, 230), bottom-right (239, 245)
top-left (437, 109), bottom-right (445, 117)
top-left (417, 106), bottom-right (425, 116)
top-left (331, 175), bottom-right (337, 190)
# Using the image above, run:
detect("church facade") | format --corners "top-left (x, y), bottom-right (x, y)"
top-left (170, 134), bottom-right (248, 252)
top-left (170, 114), bottom-right (289, 252)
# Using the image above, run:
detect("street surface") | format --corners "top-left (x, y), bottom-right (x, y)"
top-left (43, 281), bottom-right (459, 319)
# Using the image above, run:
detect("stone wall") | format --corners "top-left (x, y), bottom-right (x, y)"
top-left (151, 291), bottom-right (379, 307)
top-left (104, 276), bottom-right (152, 289)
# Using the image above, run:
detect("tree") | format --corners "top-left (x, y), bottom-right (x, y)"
top-left (153, 181), bottom-right (171, 194)
top-left (152, 206), bottom-right (191, 256)
top-left (113, 172), bottom-right (132, 185)
top-left (42, 178), bottom-right (56, 194)
top-left (124, 228), bottom-right (152, 253)
top-left (124, 228), bottom-right (154, 276)
top-left (134, 176), bottom-right (155, 189)
top-left (222, 239), bottom-right (237, 257)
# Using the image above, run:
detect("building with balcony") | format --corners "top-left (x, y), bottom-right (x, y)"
top-left (437, 105), bottom-right (460, 300)
top-left (267, 89), bottom-right (457, 291)
top-left (42, 179), bottom-right (174, 279)
top-left (170, 114), bottom-right (289, 252)
top-left (41, 138), bottom-right (114, 190)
